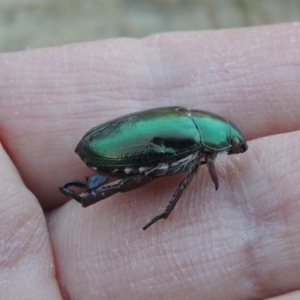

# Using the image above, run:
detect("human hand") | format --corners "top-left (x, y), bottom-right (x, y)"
top-left (0, 23), bottom-right (300, 299)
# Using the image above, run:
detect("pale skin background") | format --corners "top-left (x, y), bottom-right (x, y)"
top-left (0, 23), bottom-right (300, 299)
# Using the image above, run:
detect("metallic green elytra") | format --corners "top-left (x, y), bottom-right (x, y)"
top-left (59, 106), bottom-right (248, 230)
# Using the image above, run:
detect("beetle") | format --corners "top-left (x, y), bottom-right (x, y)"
top-left (59, 106), bottom-right (248, 230)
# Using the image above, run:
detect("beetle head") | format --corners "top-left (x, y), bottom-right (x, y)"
top-left (228, 136), bottom-right (248, 154)
top-left (227, 120), bottom-right (248, 155)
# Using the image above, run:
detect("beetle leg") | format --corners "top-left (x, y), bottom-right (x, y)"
top-left (143, 166), bottom-right (198, 230)
top-left (78, 175), bottom-right (153, 207)
top-left (59, 174), bottom-right (108, 201)
top-left (206, 154), bottom-right (219, 191)
top-left (86, 173), bottom-right (108, 191)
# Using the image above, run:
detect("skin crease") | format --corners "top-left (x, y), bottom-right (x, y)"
top-left (0, 23), bottom-right (300, 299)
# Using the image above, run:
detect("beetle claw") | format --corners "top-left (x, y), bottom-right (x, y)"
top-left (59, 180), bottom-right (87, 201)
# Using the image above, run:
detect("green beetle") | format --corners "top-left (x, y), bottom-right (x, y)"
top-left (60, 106), bottom-right (248, 230)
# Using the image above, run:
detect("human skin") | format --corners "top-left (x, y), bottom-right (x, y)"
top-left (0, 23), bottom-right (300, 300)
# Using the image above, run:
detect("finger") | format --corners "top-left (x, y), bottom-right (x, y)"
top-left (0, 24), bottom-right (299, 209)
top-left (265, 290), bottom-right (300, 300)
top-left (48, 130), bottom-right (300, 299)
top-left (0, 143), bottom-right (62, 298)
